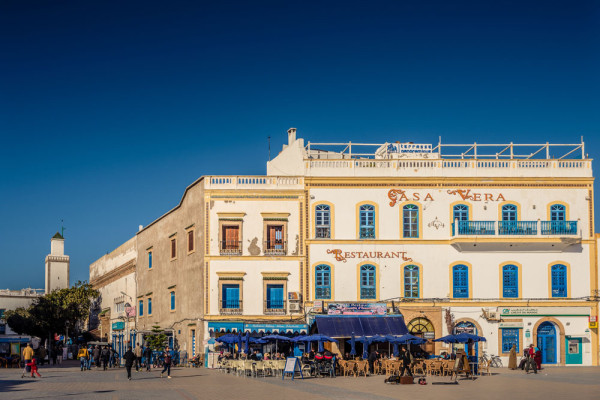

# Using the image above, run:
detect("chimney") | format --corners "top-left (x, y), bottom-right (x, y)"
top-left (287, 127), bottom-right (297, 145)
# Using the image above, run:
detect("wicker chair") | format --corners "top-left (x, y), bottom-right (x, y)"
top-left (355, 360), bottom-right (369, 377)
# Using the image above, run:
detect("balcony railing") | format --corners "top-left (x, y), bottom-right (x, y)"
top-left (360, 287), bottom-right (376, 299)
top-left (264, 300), bottom-right (286, 315)
top-left (315, 287), bottom-right (331, 299)
top-left (315, 226), bottom-right (331, 239)
top-left (359, 227), bottom-right (375, 239)
top-left (220, 241), bottom-right (242, 255)
top-left (263, 241), bottom-right (287, 256)
top-left (541, 220), bottom-right (578, 235)
top-left (453, 220), bottom-right (496, 235)
top-left (498, 221), bottom-right (538, 235)
top-left (220, 300), bottom-right (243, 315)
top-left (453, 220), bottom-right (579, 237)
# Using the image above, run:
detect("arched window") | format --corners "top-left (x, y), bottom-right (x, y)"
top-left (359, 204), bottom-right (375, 239)
top-left (501, 204), bottom-right (517, 221)
top-left (404, 265), bottom-right (420, 298)
top-left (453, 204), bottom-right (469, 221)
top-left (403, 204), bottom-right (419, 238)
top-left (453, 265), bottom-right (469, 298)
top-left (315, 265), bottom-right (331, 299)
top-left (502, 265), bottom-right (518, 298)
top-left (550, 204), bottom-right (566, 221)
top-left (551, 264), bottom-right (567, 297)
top-left (170, 291), bottom-right (176, 310)
top-left (360, 264), bottom-right (376, 299)
top-left (315, 204), bottom-right (331, 238)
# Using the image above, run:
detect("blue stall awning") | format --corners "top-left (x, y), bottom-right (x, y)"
top-left (208, 322), bottom-right (244, 333)
top-left (244, 323), bottom-right (308, 334)
top-left (315, 316), bottom-right (408, 337)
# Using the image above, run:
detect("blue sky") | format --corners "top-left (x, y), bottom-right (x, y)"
top-left (1, 1), bottom-right (599, 289)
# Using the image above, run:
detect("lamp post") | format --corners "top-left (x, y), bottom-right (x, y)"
top-left (120, 291), bottom-right (135, 364)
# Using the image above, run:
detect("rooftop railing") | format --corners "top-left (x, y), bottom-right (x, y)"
top-left (205, 176), bottom-right (303, 190)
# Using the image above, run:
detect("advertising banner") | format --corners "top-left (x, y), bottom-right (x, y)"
top-left (327, 303), bottom-right (387, 315)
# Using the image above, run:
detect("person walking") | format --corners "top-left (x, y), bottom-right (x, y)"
top-left (51, 344), bottom-right (58, 365)
top-left (134, 343), bottom-right (143, 372)
top-left (143, 346), bottom-right (153, 372)
top-left (367, 349), bottom-right (378, 375)
top-left (525, 344), bottom-right (537, 374)
top-left (22, 343), bottom-right (35, 374)
top-left (93, 345), bottom-right (101, 368)
top-left (123, 346), bottom-right (136, 381)
top-left (87, 345), bottom-right (94, 370)
top-left (77, 346), bottom-right (89, 371)
top-left (160, 346), bottom-right (173, 379)
top-left (508, 344), bottom-right (517, 370)
top-left (399, 347), bottom-right (413, 377)
top-left (26, 358), bottom-right (42, 378)
top-left (38, 345), bottom-right (47, 366)
top-left (101, 346), bottom-right (110, 371)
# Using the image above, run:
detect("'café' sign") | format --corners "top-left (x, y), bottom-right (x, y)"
top-left (327, 249), bottom-right (412, 263)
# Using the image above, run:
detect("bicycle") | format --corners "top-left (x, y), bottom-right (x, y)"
top-left (479, 352), bottom-right (503, 368)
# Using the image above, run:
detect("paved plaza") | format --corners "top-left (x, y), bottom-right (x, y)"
top-left (1, 361), bottom-right (599, 400)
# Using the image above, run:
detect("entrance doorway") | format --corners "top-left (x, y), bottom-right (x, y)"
top-left (407, 317), bottom-right (435, 354)
top-left (454, 321), bottom-right (479, 358)
top-left (537, 322), bottom-right (557, 364)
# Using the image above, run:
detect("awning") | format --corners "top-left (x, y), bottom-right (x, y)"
top-left (315, 316), bottom-right (408, 337)
top-left (208, 322), bottom-right (244, 333)
top-left (0, 337), bottom-right (31, 343)
top-left (244, 323), bottom-right (308, 334)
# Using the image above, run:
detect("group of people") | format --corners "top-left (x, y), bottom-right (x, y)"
top-left (76, 344), bottom-right (119, 371)
top-left (508, 344), bottom-right (542, 373)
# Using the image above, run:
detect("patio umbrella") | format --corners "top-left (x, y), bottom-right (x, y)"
top-left (393, 342), bottom-right (399, 357)
top-left (318, 340), bottom-right (324, 353)
top-left (369, 335), bottom-right (387, 343)
top-left (244, 331), bottom-right (250, 354)
top-left (307, 334), bottom-right (338, 343)
top-left (394, 334), bottom-right (427, 345)
top-left (237, 331), bottom-right (243, 353)
top-left (350, 333), bottom-right (357, 356)
top-left (454, 332), bottom-right (486, 342)
top-left (262, 335), bottom-right (291, 354)
top-left (215, 334), bottom-right (237, 344)
top-left (433, 334), bottom-right (461, 344)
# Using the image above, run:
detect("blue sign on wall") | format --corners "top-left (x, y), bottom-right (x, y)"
top-left (112, 322), bottom-right (125, 331)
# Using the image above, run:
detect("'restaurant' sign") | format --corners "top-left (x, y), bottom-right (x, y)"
top-left (327, 249), bottom-right (412, 262)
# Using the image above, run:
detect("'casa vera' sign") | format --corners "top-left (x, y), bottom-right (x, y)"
top-left (388, 189), bottom-right (506, 206)
top-left (327, 249), bottom-right (412, 263)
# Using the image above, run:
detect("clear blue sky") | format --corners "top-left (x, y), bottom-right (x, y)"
top-left (1, 1), bottom-right (599, 289)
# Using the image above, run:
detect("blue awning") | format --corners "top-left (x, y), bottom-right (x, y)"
top-left (244, 323), bottom-right (308, 334)
top-left (0, 337), bottom-right (31, 343)
top-left (208, 322), bottom-right (244, 333)
top-left (315, 316), bottom-right (408, 337)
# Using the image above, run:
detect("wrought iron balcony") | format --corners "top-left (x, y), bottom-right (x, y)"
top-left (220, 240), bottom-right (242, 256)
top-left (359, 227), bottom-right (375, 239)
top-left (264, 300), bottom-right (286, 315)
top-left (263, 241), bottom-right (287, 256)
top-left (360, 287), bottom-right (376, 299)
top-left (498, 221), bottom-right (538, 235)
top-left (540, 220), bottom-right (578, 235)
top-left (453, 220), bottom-right (496, 235)
top-left (220, 300), bottom-right (243, 315)
top-left (315, 226), bottom-right (331, 239)
top-left (315, 287), bottom-right (331, 299)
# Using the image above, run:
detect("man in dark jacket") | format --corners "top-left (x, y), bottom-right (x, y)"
top-left (101, 346), bottom-right (110, 370)
top-left (143, 346), bottom-right (153, 371)
top-left (367, 349), bottom-right (378, 374)
top-left (399, 347), bottom-right (413, 377)
top-left (93, 346), bottom-right (101, 368)
top-left (123, 346), bottom-right (136, 380)
top-left (160, 346), bottom-right (173, 379)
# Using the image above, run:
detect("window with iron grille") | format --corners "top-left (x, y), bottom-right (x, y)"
top-left (221, 284), bottom-right (240, 309)
top-left (503, 265), bottom-right (518, 298)
top-left (359, 204), bottom-right (375, 239)
top-left (315, 264), bottom-right (331, 299)
top-left (502, 328), bottom-right (519, 353)
top-left (315, 204), bottom-right (331, 238)
top-left (360, 264), bottom-right (376, 299)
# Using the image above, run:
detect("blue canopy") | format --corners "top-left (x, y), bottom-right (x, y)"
top-left (305, 334), bottom-right (338, 343)
top-left (215, 334), bottom-right (238, 344)
top-left (393, 342), bottom-right (399, 357)
top-left (315, 316), bottom-right (408, 337)
top-left (290, 335), bottom-right (309, 343)
top-left (434, 333), bottom-right (486, 344)
top-left (354, 336), bottom-right (371, 343)
top-left (369, 335), bottom-right (388, 343)
top-left (393, 334), bottom-right (427, 345)
top-left (244, 332), bottom-right (250, 354)
top-left (261, 335), bottom-right (291, 342)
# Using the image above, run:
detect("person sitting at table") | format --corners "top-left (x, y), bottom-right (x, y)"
top-left (263, 353), bottom-right (270, 360)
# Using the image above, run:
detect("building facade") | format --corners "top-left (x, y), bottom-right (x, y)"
top-left (89, 236), bottom-right (137, 353)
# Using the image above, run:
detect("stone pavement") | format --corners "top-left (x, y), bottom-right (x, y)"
top-left (1, 361), bottom-right (599, 400)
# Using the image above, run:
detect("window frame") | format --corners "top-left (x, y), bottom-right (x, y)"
top-left (550, 264), bottom-right (568, 298)
top-left (501, 328), bottom-right (520, 353)
top-left (170, 291), bottom-right (176, 311)
top-left (147, 297), bottom-right (152, 316)
top-left (359, 264), bottom-right (377, 300)
top-left (550, 204), bottom-right (566, 221)
top-left (402, 204), bottom-right (419, 238)
top-left (138, 300), bottom-right (144, 316)
top-left (403, 264), bottom-right (420, 299)
top-left (453, 204), bottom-right (469, 222)
top-left (502, 264), bottom-right (519, 298)
top-left (148, 250), bottom-right (153, 269)
top-left (315, 204), bottom-right (331, 239)
top-left (187, 228), bottom-right (195, 254)
top-left (501, 204), bottom-right (518, 221)
top-left (170, 236), bottom-right (177, 260)
top-left (452, 264), bottom-right (470, 299)
top-left (358, 204), bottom-right (376, 239)
top-left (315, 264), bottom-right (332, 300)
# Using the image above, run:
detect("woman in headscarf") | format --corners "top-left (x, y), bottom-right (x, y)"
top-left (508, 344), bottom-right (517, 370)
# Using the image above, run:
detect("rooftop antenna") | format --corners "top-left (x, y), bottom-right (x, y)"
top-left (268, 136), bottom-right (271, 161)
top-left (61, 219), bottom-right (66, 238)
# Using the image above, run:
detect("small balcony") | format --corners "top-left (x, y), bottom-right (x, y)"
top-left (263, 241), bottom-right (287, 256)
top-left (453, 221), bottom-right (496, 236)
top-left (498, 221), bottom-right (538, 235)
top-left (220, 300), bottom-right (243, 315)
top-left (541, 220), bottom-right (578, 235)
top-left (264, 300), bottom-right (286, 315)
top-left (220, 240), bottom-right (242, 256)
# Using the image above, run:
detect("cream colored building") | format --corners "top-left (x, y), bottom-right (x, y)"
top-left (89, 236), bottom-right (137, 353)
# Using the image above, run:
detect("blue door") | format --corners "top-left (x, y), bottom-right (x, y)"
top-left (267, 284), bottom-right (284, 309)
top-left (537, 322), bottom-right (557, 364)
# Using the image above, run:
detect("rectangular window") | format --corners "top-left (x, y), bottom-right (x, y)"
top-left (115, 302), bottom-right (124, 313)
top-left (139, 300), bottom-right (144, 316)
top-left (266, 284), bottom-right (284, 309)
top-left (188, 230), bottom-right (194, 252)
top-left (170, 291), bottom-right (175, 310)
top-left (502, 266), bottom-right (518, 298)
top-left (148, 251), bottom-right (153, 269)
top-left (221, 284), bottom-right (240, 309)
top-left (265, 225), bottom-right (285, 255)
top-left (171, 238), bottom-right (177, 259)
top-left (0, 309), bottom-right (5, 319)
top-left (502, 328), bottom-right (520, 353)
top-left (315, 205), bottom-right (331, 238)
top-left (148, 298), bottom-right (152, 315)
top-left (453, 265), bottom-right (469, 298)
top-left (221, 225), bottom-right (241, 255)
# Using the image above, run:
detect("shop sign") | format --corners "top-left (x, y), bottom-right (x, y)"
top-left (589, 316), bottom-right (598, 329)
top-left (327, 249), bottom-right (412, 263)
top-left (499, 322), bottom-right (523, 329)
top-left (500, 307), bottom-right (590, 317)
top-left (387, 188), bottom-right (507, 207)
top-left (313, 301), bottom-right (323, 313)
top-left (423, 332), bottom-right (435, 339)
top-left (327, 303), bottom-right (387, 315)
top-left (112, 322), bottom-right (125, 331)
top-left (525, 330), bottom-right (531, 338)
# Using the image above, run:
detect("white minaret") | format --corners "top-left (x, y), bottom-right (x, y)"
top-left (45, 232), bottom-right (70, 293)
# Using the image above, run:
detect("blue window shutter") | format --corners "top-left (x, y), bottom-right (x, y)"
top-left (503, 265), bottom-right (518, 298)
top-left (453, 265), bottom-right (468, 298)
top-left (551, 265), bottom-right (567, 297)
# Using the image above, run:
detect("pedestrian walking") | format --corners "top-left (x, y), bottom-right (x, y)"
top-left (38, 345), bottom-right (47, 366)
top-left (87, 345), bottom-right (94, 370)
top-left (101, 346), bottom-right (110, 371)
top-left (399, 346), bottom-right (413, 377)
top-left (367, 349), bottom-right (378, 374)
top-left (93, 345), bottom-right (101, 368)
top-left (77, 346), bottom-right (89, 371)
top-left (124, 346), bottom-right (136, 381)
top-left (508, 344), bottom-right (517, 370)
top-left (134, 343), bottom-right (143, 371)
top-left (51, 344), bottom-right (58, 365)
top-left (27, 358), bottom-right (42, 378)
top-left (144, 346), bottom-right (153, 371)
top-left (525, 344), bottom-right (537, 374)
top-left (22, 343), bottom-right (35, 373)
top-left (160, 346), bottom-right (173, 379)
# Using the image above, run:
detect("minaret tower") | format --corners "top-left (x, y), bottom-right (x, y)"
top-left (45, 232), bottom-right (70, 293)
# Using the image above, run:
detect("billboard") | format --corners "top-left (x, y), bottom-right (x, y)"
top-left (327, 303), bottom-right (387, 315)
